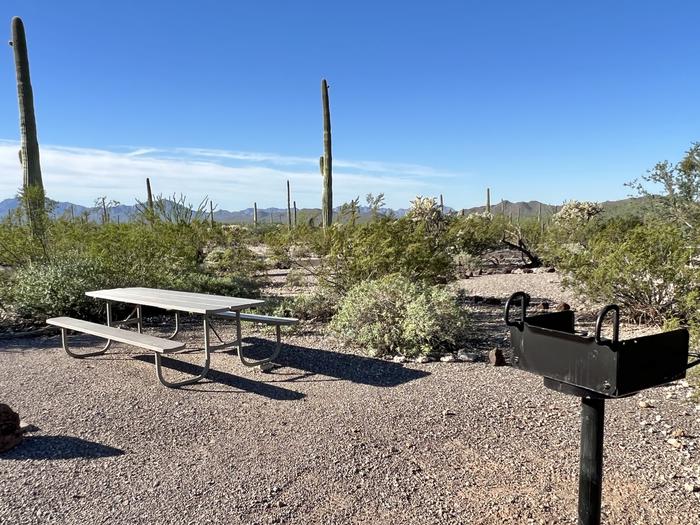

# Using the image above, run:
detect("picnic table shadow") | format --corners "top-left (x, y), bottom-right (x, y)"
top-left (236, 337), bottom-right (431, 387)
top-left (3, 435), bottom-right (124, 460)
top-left (132, 354), bottom-right (305, 400)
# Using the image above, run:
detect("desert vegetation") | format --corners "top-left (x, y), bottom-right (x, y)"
top-left (4, 142), bottom-right (700, 366)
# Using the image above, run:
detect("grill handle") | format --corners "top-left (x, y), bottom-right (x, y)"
top-left (504, 292), bottom-right (530, 327)
top-left (594, 305), bottom-right (620, 345)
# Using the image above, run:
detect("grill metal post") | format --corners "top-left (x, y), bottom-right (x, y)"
top-left (578, 397), bottom-right (605, 525)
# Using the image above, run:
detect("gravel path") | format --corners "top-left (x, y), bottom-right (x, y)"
top-left (456, 272), bottom-right (582, 309)
top-left (1, 312), bottom-right (699, 524)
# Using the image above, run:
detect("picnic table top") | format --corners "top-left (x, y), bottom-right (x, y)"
top-left (86, 287), bottom-right (265, 315)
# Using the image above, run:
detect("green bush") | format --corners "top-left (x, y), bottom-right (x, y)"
top-left (4, 254), bottom-right (115, 320)
top-left (0, 217), bottom-right (264, 322)
top-left (556, 221), bottom-right (697, 322)
top-left (277, 289), bottom-right (339, 322)
top-left (321, 216), bottom-right (455, 293)
top-left (448, 212), bottom-right (507, 256)
top-left (330, 274), bottom-right (470, 357)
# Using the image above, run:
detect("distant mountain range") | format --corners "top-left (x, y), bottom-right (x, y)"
top-left (0, 196), bottom-right (644, 224)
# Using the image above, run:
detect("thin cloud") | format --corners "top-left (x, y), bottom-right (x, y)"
top-left (177, 147), bottom-right (460, 178)
top-left (0, 141), bottom-right (460, 208)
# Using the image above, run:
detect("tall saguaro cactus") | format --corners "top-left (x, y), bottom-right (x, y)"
top-left (253, 202), bottom-right (258, 228)
top-left (146, 178), bottom-right (154, 210)
top-left (10, 16), bottom-right (44, 230)
top-left (486, 188), bottom-right (491, 214)
top-left (320, 79), bottom-right (333, 230)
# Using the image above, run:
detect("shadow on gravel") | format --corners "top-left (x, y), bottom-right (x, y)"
top-left (239, 337), bottom-right (430, 387)
top-left (2, 436), bottom-right (124, 460)
top-left (132, 354), bottom-right (305, 401)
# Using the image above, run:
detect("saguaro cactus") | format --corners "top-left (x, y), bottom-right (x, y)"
top-left (320, 79), bottom-right (333, 230)
top-left (293, 200), bottom-right (298, 227)
top-left (253, 202), bottom-right (258, 228)
top-left (287, 180), bottom-right (292, 230)
top-left (10, 16), bottom-right (44, 229)
top-left (146, 178), bottom-right (154, 210)
top-left (486, 188), bottom-right (491, 214)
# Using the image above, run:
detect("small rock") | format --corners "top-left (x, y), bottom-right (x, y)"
top-left (18, 421), bottom-right (39, 434)
top-left (488, 348), bottom-right (506, 366)
top-left (667, 438), bottom-right (683, 449)
top-left (555, 303), bottom-right (571, 312)
top-left (255, 362), bottom-right (275, 373)
top-left (440, 354), bottom-right (456, 363)
top-left (671, 428), bottom-right (687, 438)
top-left (392, 356), bottom-right (407, 364)
top-left (442, 410), bottom-right (456, 417)
top-left (638, 400), bottom-right (654, 409)
top-left (683, 483), bottom-right (699, 493)
top-left (0, 404), bottom-right (22, 453)
top-left (456, 350), bottom-right (479, 362)
top-left (414, 355), bottom-right (431, 364)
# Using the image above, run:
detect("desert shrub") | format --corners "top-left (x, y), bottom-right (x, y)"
top-left (168, 272), bottom-right (261, 298)
top-left (274, 289), bottom-right (339, 322)
top-left (448, 212), bottom-right (507, 256)
top-left (4, 254), bottom-right (116, 320)
top-left (203, 241), bottom-right (264, 278)
top-left (0, 215), bottom-right (265, 322)
top-left (263, 225), bottom-right (324, 269)
top-left (330, 274), bottom-right (470, 357)
top-left (285, 268), bottom-right (307, 287)
top-left (321, 215), bottom-right (455, 293)
top-left (556, 221), bottom-right (698, 322)
top-left (627, 142), bottom-right (700, 230)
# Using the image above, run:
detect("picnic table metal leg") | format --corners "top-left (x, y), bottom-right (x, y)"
top-left (59, 327), bottom-right (111, 358)
top-left (100, 302), bottom-right (113, 352)
top-left (154, 315), bottom-right (211, 388)
top-left (136, 305), bottom-right (143, 334)
top-left (168, 312), bottom-right (180, 339)
top-left (237, 318), bottom-right (283, 368)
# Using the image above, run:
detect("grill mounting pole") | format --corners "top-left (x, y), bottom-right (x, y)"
top-left (578, 397), bottom-right (605, 525)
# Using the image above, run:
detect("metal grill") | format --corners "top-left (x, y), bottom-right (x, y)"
top-left (504, 291), bottom-right (699, 525)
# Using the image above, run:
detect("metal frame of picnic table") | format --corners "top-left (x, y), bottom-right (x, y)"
top-left (81, 287), bottom-right (266, 387)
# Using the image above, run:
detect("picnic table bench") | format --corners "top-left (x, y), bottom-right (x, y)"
top-left (46, 288), bottom-right (297, 388)
top-left (47, 317), bottom-right (188, 386)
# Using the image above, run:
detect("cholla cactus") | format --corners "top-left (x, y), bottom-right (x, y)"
top-left (553, 200), bottom-right (603, 229)
top-left (408, 196), bottom-right (446, 233)
top-left (408, 196), bottom-right (440, 219)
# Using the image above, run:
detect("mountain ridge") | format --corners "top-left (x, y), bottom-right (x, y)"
top-left (0, 196), bottom-right (643, 224)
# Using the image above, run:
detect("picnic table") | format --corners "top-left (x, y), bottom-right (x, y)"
top-left (47, 287), bottom-right (300, 388)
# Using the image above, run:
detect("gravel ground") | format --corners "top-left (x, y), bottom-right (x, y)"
top-left (1, 272), bottom-right (700, 524)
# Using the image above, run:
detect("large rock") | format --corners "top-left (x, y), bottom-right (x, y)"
top-left (488, 348), bottom-right (507, 366)
top-left (0, 404), bottom-right (22, 453)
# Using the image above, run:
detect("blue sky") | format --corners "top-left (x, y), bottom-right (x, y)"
top-left (1, 1), bottom-right (699, 210)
